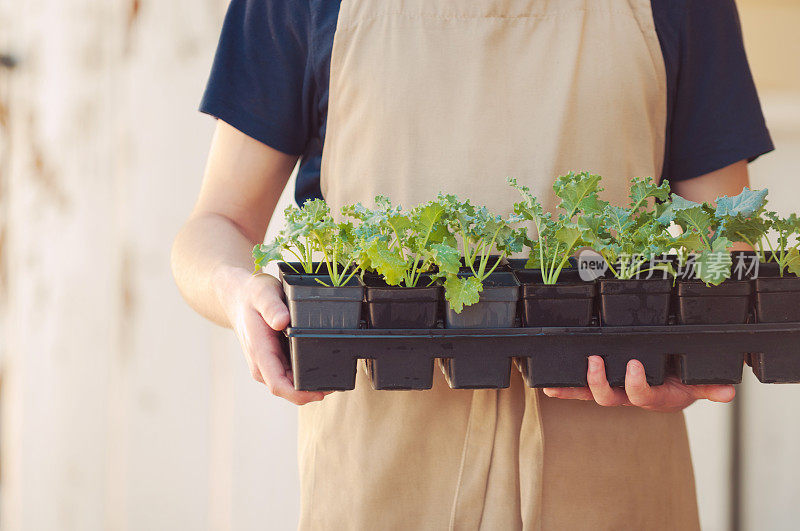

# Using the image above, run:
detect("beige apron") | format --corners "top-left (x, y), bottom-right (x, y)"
top-left (299, 1), bottom-right (700, 529)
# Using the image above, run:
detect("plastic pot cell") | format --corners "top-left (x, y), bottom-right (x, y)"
top-left (674, 280), bottom-right (752, 385)
top-left (361, 275), bottom-right (439, 390)
top-left (516, 269), bottom-right (595, 327)
top-left (440, 272), bottom-right (519, 389)
top-left (365, 356), bottom-right (435, 390)
top-left (754, 263), bottom-right (800, 323)
top-left (444, 272), bottom-right (520, 329)
top-left (362, 275), bottom-right (441, 329)
top-left (599, 278), bottom-right (672, 327)
top-left (750, 345), bottom-right (800, 384)
top-left (514, 268), bottom-right (596, 388)
top-left (676, 280), bottom-right (752, 325)
top-left (290, 344), bottom-right (358, 391)
top-left (751, 264), bottom-right (800, 382)
top-left (598, 278), bottom-right (671, 386)
top-left (282, 275), bottom-right (364, 329)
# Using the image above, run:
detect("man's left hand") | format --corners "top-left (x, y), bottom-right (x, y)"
top-left (543, 355), bottom-right (736, 413)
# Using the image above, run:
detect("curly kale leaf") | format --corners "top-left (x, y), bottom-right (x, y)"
top-left (443, 276), bottom-right (483, 314)
top-left (715, 187), bottom-right (769, 218)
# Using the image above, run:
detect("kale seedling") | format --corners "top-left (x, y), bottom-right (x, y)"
top-left (509, 171), bottom-right (606, 284)
top-left (579, 176), bottom-right (676, 280)
top-left (727, 210), bottom-right (800, 277)
top-left (662, 187), bottom-right (768, 285)
top-left (437, 194), bottom-right (524, 313)
top-left (252, 199), bottom-right (361, 286)
top-left (343, 196), bottom-right (459, 287)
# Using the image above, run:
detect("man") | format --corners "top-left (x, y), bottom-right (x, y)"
top-left (172, 0), bottom-right (772, 528)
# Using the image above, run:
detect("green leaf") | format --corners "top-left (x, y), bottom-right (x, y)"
top-left (694, 236), bottom-right (733, 286)
top-left (785, 248), bottom-right (800, 277)
top-left (667, 194), bottom-right (714, 249)
top-left (524, 253), bottom-right (541, 269)
top-left (671, 232), bottom-right (705, 254)
top-left (364, 239), bottom-right (407, 285)
top-left (431, 243), bottom-right (462, 275)
top-left (386, 213), bottom-right (413, 240)
top-left (553, 171), bottom-right (605, 217)
top-left (555, 225), bottom-right (583, 249)
top-left (628, 176), bottom-right (670, 211)
top-left (777, 213), bottom-right (800, 234)
top-left (605, 205), bottom-right (635, 235)
top-left (715, 188), bottom-right (769, 218)
top-left (252, 240), bottom-right (283, 271)
top-left (415, 203), bottom-right (446, 232)
top-left (443, 276), bottom-right (483, 314)
top-left (654, 200), bottom-right (676, 225)
top-left (724, 214), bottom-right (769, 250)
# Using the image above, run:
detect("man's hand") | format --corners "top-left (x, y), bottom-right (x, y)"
top-left (543, 355), bottom-right (736, 412)
top-left (216, 266), bottom-right (328, 405)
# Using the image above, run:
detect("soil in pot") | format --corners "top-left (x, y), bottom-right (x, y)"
top-left (362, 275), bottom-right (439, 389)
top-left (513, 268), bottom-right (596, 387)
top-left (277, 261), bottom-right (324, 281)
top-left (598, 278), bottom-right (671, 386)
top-left (441, 271), bottom-right (519, 389)
top-left (282, 275), bottom-right (364, 329)
top-left (675, 280), bottom-right (752, 384)
top-left (458, 256), bottom-right (512, 275)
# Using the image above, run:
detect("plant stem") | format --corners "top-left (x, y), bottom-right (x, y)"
top-left (534, 218), bottom-right (546, 282)
top-left (284, 262), bottom-right (302, 275)
top-left (604, 254), bottom-right (619, 279)
top-left (482, 253), bottom-right (505, 282)
top-left (736, 232), bottom-right (764, 262)
top-left (547, 242), bottom-right (561, 284)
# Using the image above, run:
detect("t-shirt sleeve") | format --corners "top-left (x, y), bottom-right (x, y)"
top-left (665, 0), bottom-right (774, 182)
top-left (200, 0), bottom-right (312, 156)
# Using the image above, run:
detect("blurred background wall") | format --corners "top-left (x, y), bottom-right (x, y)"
top-left (0, 0), bottom-right (798, 530)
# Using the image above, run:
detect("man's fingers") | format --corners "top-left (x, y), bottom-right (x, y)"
top-left (587, 356), bottom-right (630, 406)
top-left (252, 274), bottom-right (291, 331)
top-left (254, 332), bottom-right (325, 405)
top-left (692, 384), bottom-right (736, 403)
top-left (543, 387), bottom-right (594, 400)
top-left (242, 309), bottom-right (324, 405)
top-left (624, 360), bottom-right (662, 408)
top-left (246, 356), bottom-right (265, 384)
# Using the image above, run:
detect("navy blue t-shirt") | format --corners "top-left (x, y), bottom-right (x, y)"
top-left (200, 0), bottom-right (774, 206)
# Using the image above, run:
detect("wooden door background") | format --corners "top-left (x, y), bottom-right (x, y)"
top-left (0, 1), bottom-right (797, 529)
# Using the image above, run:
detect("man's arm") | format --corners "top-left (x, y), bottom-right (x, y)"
top-left (544, 160), bottom-right (750, 412)
top-left (171, 120), bottom-right (326, 405)
top-left (670, 159), bottom-right (750, 204)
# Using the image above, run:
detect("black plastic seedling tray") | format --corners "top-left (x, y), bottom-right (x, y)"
top-left (284, 323), bottom-right (800, 391)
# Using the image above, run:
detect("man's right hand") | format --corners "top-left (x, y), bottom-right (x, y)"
top-left (216, 266), bottom-right (328, 405)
